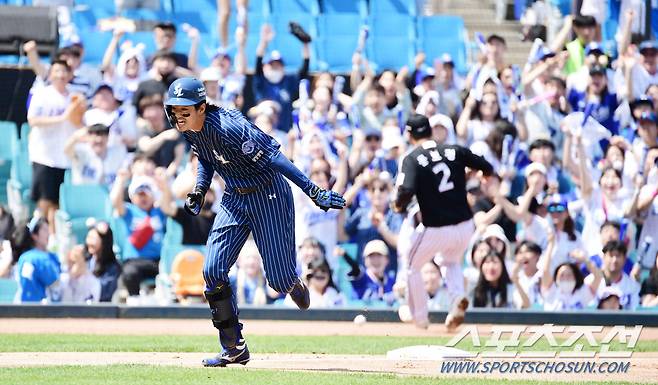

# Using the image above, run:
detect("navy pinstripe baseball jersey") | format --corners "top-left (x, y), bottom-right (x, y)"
top-left (181, 106), bottom-right (280, 190)
top-left (180, 105), bottom-right (298, 293)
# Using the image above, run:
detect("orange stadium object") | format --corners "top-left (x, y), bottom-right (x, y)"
top-left (171, 249), bottom-right (206, 299)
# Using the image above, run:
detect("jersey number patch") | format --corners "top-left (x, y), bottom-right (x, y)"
top-left (432, 162), bottom-right (454, 192)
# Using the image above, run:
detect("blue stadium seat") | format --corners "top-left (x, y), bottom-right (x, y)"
top-left (369, 0), bottom-right (417, 15)
top-left (417, 15), bottom-right (464, 41)
top-left (172, 0), bottom-right (215, 13)
top-left (369, 36), bottom-right (414, 71)
top-left (270, 0), bottom-right (319, 15)
top-left (316, 14), bottom-right (362, 72)
top-left (268, 13), bottom-right (317, 71)
top-left (320, 0), bottom-right (367, 16)
top-left (417, 16), bottom-right (467, 73)
top-left (0, 55), bottom-right (18, 65)
top-left (78, 30), bottom-right (114, 65)
top-left (367, 14), bottom-right (415, 70)
top-left (316, 36), bottom-right (358, 73)
top-left (122, 31), bottom-right (157, 57)
top-left (368, 13), bottom-right (414, 40)
top-left (58, 184), bottom-right (112, 243)
top-left (0, 121), bottom-right (17, 205)
top-left (7, 150), bottom-right (33, 222)
top-left (0, 278), bottom-right (17, 303)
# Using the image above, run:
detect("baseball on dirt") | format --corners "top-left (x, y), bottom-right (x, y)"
top-left (353, 314), bottom-right (367, 325)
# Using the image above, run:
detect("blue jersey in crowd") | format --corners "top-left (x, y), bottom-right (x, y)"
top-left (567, 89), bottom-right (620, 135)
top-left (350, 269), bottom-right (396, 305)
top-left (121, 203), bottom-right (166, 260)
top-left (16, 249), bottom-right (61, 302)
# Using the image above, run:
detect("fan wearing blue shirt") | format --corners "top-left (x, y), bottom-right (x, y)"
top-left (12, 217), bottom-right (61, 303)
top-left (349, 240), bottom-right (396, 306)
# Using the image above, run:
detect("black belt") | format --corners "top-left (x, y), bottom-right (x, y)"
top-left (231, 179), bottom-right (272, 195)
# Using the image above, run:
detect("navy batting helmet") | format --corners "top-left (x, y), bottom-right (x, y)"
top-left (165, 77), bottom-right (207, 106)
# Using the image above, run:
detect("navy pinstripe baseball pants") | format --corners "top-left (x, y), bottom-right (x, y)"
top-left (203, 173), bottom-right (298, 293)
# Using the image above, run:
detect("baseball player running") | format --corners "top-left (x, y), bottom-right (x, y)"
top-left (164, 78), bottom-right (345, 367)
top-left (393, 114), bottom-right (493, 329)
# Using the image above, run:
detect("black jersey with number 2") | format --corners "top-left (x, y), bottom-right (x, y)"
top-left (396, 140), bottom-right (493, 228)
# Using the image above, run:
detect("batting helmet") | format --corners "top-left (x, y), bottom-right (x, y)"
top-left (164, 77), bottom-right (207, 106)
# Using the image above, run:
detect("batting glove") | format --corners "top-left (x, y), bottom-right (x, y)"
top-left (184, 188), bottom-right (205, 216)
top-left (308, 185), bottom-right (346, 212)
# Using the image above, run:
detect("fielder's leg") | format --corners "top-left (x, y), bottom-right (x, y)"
top-left (247, 175), bottom-right (309, 309)
top-left (406, 225), bottom-right (440, 329)
top-left (201, 199), bottom-right (252, 367)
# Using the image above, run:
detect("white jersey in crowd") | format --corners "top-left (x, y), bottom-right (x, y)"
top-left (293, 188), bottom-right (340, 270)
top-left (637, 179), bottom-right (658, 268)
top-left (586, 272), bottom-right (640, 310)
top-left (70, 143), bottom-right (128, 187)
top-left (27, 85), bottom-right (78, 169)
top-left (545, 230), bottom-right (586, 275)
top-left (83, 107), bottom-right (138, 149)
top-left (619, 62), bottom-right (658, 100)
top-left (515, 268), bottom-right (542, 307)
top-left (60, 270), bottom-right (101, 303)
top-left (570, 188), bottom-right (632, 256)
top-left (542, 284), bottom-right (595, 311)
top-left (515, 214), bottom-right (551, 250)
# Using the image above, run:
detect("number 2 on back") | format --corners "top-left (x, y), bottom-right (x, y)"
top-left (432, 162), bottom-right (454, 192)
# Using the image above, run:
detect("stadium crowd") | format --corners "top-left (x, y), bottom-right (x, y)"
top-left (0, 0), bottom-right (657, 322)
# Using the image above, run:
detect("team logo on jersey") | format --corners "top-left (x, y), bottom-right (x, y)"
top-left (444, 148), bottom-right (456, 161)
top-left (241, 140), bottom-right (256, 155)
top-left (213, 150), bottom-right (230, 164)
top-left (173, 83), bottom-right (184, 97)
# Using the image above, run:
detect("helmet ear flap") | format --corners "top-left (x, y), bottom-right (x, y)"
top-left (164, 105), bottom-right (177, 128)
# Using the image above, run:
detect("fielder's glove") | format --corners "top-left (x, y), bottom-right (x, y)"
top-left (184, 188), bottom-right (205, 216)
top-left (289, 21), bottom-right (312, 43)
top-left (308, 185), bottom-right (345, 212)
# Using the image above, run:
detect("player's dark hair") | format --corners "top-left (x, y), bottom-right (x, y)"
top-left (602, 240), bottom-right (627, 257)
top-left (154, 21), bottom-right (177, 33)
top-left (487, 34), bottom-right (506, 46)
top-left (562, 215), bottom-right (577, 242)
top-left (529, 139), bottom-right (555, 153)
top-left (305, 257), bottom-right (337, 291)
top-left (546, 76), bottom-right (566, 89)
top-left (598, 166), bottom-right (623, 186)
top-left (470, 239), bottom-right (490, 266)
top-left (473, 250), bottom-right (512, 308)
top-left (367, 84), bottom-right (386, 95)
top-left (516, 240), bottom-right (542, 257)
top-left (553, 263), bottom-right (584, 293)
top-left (486, 120), bottom-right (517, 160)
top-left (10, 218), bottom-right (47, 264)
top-left (472, 93), bottom-right (501, 121)
top-left (86, 223), bottom-right (119, 278)
top-left (50, 59), bottom-right (71, 72)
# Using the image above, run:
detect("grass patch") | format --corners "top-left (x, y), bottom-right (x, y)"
top-left (0, 365), bottom-right (637, 385)
top-left (2, 334), bottom-right (656, 354)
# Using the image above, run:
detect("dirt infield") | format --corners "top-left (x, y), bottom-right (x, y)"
top-left (2, 318), bottom-right (657, 383)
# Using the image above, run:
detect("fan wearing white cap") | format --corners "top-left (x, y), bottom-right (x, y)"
top-left (110, 171), bottom-right (166, 300)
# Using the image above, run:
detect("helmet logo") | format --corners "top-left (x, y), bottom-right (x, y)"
top-left (174, 83), bottom-right (184, 97)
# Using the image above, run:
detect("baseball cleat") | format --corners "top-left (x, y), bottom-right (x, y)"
top-left (445, 296), bottom-right (469, 332)
top-left (202, 339), bottom-right (250, 367)
top-left (288, 278), bottom-right (310, 310)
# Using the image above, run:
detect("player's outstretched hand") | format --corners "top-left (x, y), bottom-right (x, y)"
top-left (184, 189), bottom-right (205, 216)
top-left (309, 186), bottom-right (346, 212)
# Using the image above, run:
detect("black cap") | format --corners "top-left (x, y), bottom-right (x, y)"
top-left (573, 15), bottom-right (597, 28)
top-left (88, 123), bottom-right (110, 135)
top-left (406, 114), bottom-right (432, 139)
top-left (589, 64), bottom-right (606, 75)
